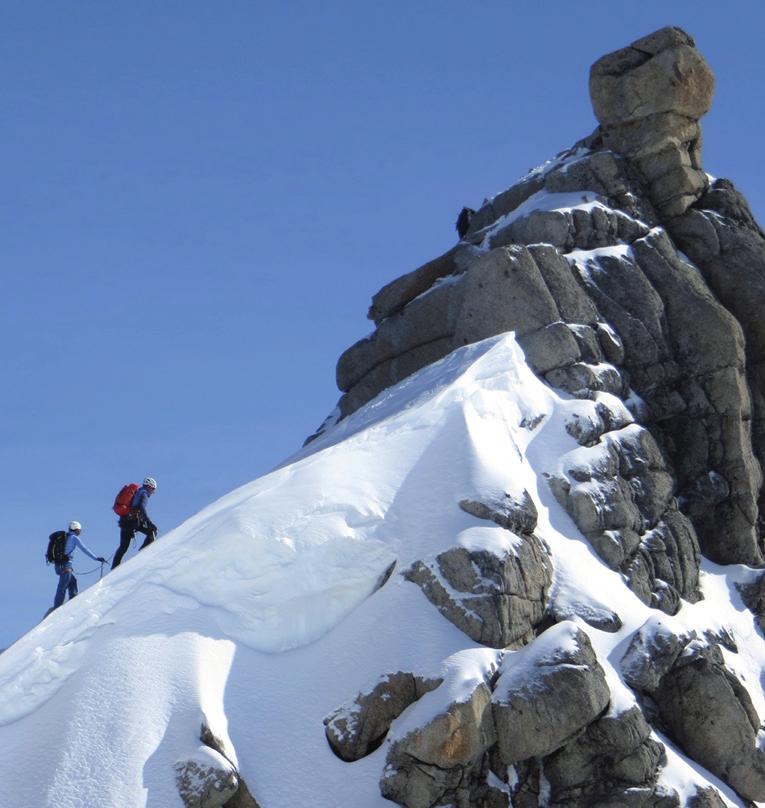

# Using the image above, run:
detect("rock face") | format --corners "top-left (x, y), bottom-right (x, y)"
top-left (319, 24), bottom-right (765, 571)
top-left (317, 24), bottom-right (765, 808)
top-left (671, 180), bottom-right (765, 540)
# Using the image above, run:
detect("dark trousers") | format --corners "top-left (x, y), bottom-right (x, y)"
top-left (54, 564), bottom-right (77, 608)
top-left (112, 516), bottom-right (156, 569)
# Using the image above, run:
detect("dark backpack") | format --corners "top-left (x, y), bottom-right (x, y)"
top-left (46, 531), bottom-right (69, 565)
top-left (113, 483), bottom-right (139, 517)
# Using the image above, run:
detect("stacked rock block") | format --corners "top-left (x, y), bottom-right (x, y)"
top-left (589, 27), bottom-right (714, 219)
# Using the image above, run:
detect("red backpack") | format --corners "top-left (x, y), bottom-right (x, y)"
top-left (113, 483), bottom-right (139, 517)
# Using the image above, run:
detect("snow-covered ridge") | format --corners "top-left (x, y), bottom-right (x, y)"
top-left (1, 333), bottom-right (761, 806)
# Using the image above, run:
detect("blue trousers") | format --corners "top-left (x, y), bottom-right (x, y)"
top-left (53, 564), bottom-right (78, 608)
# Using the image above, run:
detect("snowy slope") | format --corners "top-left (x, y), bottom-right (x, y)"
top-left (0, 333), bottom-right (762, 808)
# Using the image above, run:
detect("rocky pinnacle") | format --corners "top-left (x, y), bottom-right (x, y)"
top-left (589, 26), bottom-right (715, 219)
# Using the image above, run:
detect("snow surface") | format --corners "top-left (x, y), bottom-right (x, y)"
top-left (0, 333), bottom-right (763, 807)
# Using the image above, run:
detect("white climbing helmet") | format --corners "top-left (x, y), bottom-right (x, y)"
top-left (143, 477), bottom-right (157, 490)
top-left (69, 520), bottom-right (82, 532)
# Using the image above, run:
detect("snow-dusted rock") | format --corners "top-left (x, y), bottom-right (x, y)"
top-left (622, 619), bottom-right (765, 802)
top-left (458, 490), bottom-right (538, 536)
top-left (487, 203), bottom-right (649, 254)
top-left (688, 786), bottom-right (728, 808)
top-left (544, 706), bottom-right (667, 807)
top-left (324, 671), bottom-right (442, 762)
top-left (620, 615), bottom-right (696, 693)
top-left (491, 622), bottom-right (610, 764)
top-left (175, 748), bottom-right (239, 808)
top-left (380, 680), bottom-right (496, 808)
top-left (738, 570), bottom-right (765, 635)
top-left (551, 423), bottom-right (700, 612)
top-left (464, 174), bottom-right (544, 238)
top-left (573, 232), bottom-right (761, 567)
top-left (548, 597), bottom-right (622, 633)
top-left (654, 643), bottom-right (765, 802)
top-left (405, 533), bottom-right (552, 649)
top-left (630, 231), bottom-right (761, 565)
top-left (199, 724), bottom-right (261, 808)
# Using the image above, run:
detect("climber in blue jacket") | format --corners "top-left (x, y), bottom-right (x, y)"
top-left (53, 521), bottom-right (106, 609)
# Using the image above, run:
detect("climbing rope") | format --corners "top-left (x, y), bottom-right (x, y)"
top-left (73, 556), bottom-right (113, 578)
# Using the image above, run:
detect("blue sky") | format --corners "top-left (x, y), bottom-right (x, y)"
top-left (3, 2), bottom-right (764, 648)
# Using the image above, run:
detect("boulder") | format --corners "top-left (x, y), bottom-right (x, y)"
top-left (569, 249), bottom-right (669, 378)
top-left (198, 723), bottom-right (261, 808)
top-left (175, 749), bottom-right (239, 808)
top-left (491, 622), bottom-right (610, 764)
top-left (544, 706), bottom-right (666, 807)
top-left (590, 28), bottom-right (714, 126)
top-left (380, 681), bottom-right (496, 808)
top-left (545, 361), bottom-right (625, 398)
top-left (620, 616), bottom-right (696, 694)
top-left (405, 534), bottom-right (552, 648)
top-left (527, 244), bottom-right (600, 324)
top-left (564, 395), bottom-right (634, 448)
top-left (687, 787), bottom-right (728, 808)
top-left (337, 278), bottom-right (460, 393)
top-left (324, 671), bottom-right (442, 762)
top-left (653, 643), bottom-right (765, 802)
top-left (548, 597), bottom-right (622, 633)
top-left (339, 336), bottom-right (453, 417)
top-left (517, 322), bottom-right (582, 375)
top-left (458, 490), bottom-right (538, 535)
top-left (543, 150), bottom-right (630, 199)
top-left (622, 624), bottom-right (765, 803)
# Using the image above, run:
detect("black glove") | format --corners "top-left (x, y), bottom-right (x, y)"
top-left (97, 557), bottom-right (107, 564)
top-left (148, 523), bottom-right (158, 535)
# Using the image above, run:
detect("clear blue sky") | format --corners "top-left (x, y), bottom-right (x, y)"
top-left (3, 2), bottom-right (764, 648)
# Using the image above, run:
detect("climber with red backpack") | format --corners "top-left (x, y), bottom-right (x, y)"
top-left (111, 477), bottom-right (159, 569)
